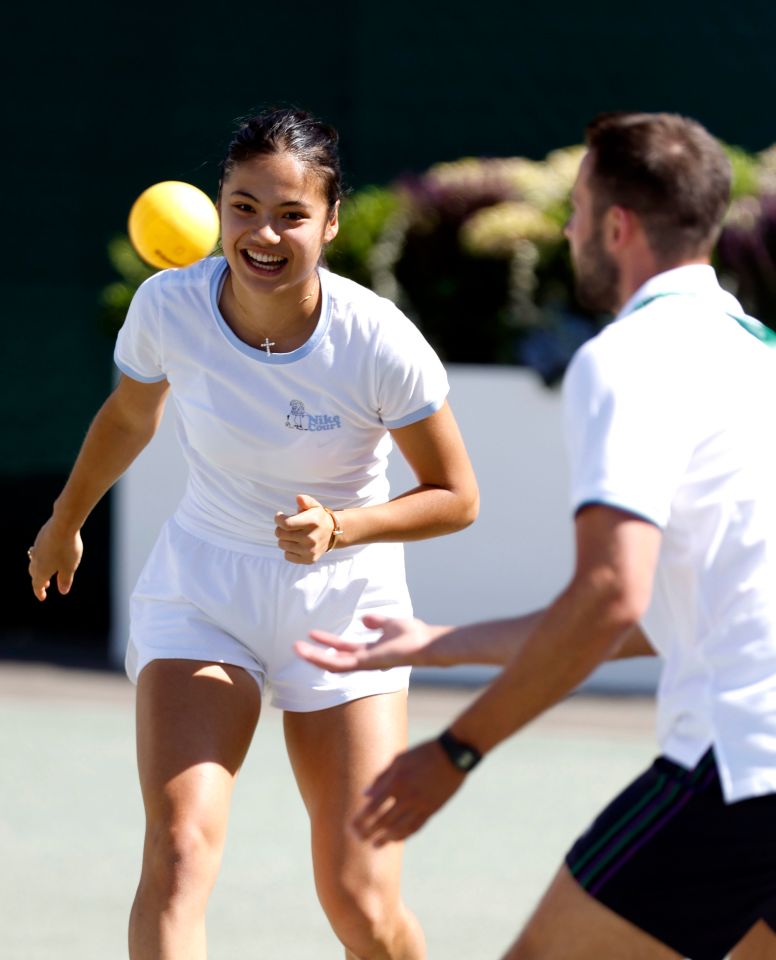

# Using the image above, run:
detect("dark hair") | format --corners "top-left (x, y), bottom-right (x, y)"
top-left (219, 107), bottom-right (343, 211)
top-left (584, 112), bottom-right (731, 262)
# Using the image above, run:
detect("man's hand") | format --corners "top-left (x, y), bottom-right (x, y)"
top-left (353, 739), bottom-right (466, 847)
top-left (295, 615), bottom-right (444, 672)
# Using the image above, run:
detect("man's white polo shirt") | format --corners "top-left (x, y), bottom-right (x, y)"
top-left (564, 265), bottom-right (776, 802)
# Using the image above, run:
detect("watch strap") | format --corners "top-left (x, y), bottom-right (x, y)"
top-left (437, 729), bottom-right (483, 772)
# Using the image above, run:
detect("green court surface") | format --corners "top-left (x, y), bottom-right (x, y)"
top-left (0, 663), bottom-right (657, 959)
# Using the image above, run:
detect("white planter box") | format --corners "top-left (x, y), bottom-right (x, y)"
top-left (112, 364), bottom-right (660, 693)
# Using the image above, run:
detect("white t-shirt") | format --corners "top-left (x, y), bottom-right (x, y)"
top-left (114, 257), bottom-right (449, 548)
top-left (564, 264), bottom-right (776, 803)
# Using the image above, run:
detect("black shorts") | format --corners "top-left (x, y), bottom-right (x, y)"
top-left (565, 750), bottom-right (776, 960)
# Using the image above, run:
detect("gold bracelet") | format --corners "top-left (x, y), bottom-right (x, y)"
top-left (322, 506), bottom-right (343, 552)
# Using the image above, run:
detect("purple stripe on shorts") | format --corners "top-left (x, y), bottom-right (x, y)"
top-left (578, 780), bottom-right (679, 888)
top-left (587, 765), bottom-right (718, 897)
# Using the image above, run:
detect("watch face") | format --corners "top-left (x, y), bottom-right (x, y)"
top-left (439, 730), bottom-right (481, 772)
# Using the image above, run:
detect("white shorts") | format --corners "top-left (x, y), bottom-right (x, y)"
top-left (125, 517), bottom-right (412, 711)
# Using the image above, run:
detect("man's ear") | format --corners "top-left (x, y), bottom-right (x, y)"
top-left (603, 205), bottom-right (631, 252)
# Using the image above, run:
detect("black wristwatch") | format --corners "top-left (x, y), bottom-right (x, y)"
top-left (437, 729), bottom-right (483, 773)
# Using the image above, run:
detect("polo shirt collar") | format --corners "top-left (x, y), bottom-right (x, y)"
top-left (617, 264), bottom-right (723, 321)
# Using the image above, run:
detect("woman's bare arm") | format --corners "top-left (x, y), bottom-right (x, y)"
top-left (29, 375), bottom-right (169, 600)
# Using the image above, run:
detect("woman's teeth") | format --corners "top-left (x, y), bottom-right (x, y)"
top-left (245, 250), bottom-right (287, 271)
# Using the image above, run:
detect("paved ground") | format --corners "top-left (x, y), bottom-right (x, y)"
top-left (0, 662), bottom-right (658, 959)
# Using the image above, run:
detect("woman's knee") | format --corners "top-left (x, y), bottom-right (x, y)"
top-left (140, 816), bottom-right (224, 902)
top-left (318, 877), bottom-right (400, 957)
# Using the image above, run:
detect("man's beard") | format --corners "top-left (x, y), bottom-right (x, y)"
top-left (573, 224), bottom-right (620, 315)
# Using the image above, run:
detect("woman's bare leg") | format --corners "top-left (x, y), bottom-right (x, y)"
top-left (129, 660), bottom-right (261, 960)
top-left (284, 691), bottom-right (425, 960)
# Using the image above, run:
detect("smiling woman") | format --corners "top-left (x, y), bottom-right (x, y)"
top-left (27, 106), bottom-right (479, 960)
top-left (217, 145), bottom-right (339, 352)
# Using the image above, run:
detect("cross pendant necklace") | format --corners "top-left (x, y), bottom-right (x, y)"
top-left (261, 337), bottom-right (275, 356)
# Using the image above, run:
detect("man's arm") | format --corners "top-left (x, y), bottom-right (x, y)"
top-left (441, 506), bottom-right (660, 753)
top-left (610, 624), bottom-right (657, 659)
top-left (296, 529), bottom-right (658, 673)
top-left (296, 612), bottom-right (656, 672)
top-left (350, 505), bottom-right (662, 846)
top-left (295, 611), bottom-right (546, 671)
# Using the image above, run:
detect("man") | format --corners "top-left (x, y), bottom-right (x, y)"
top-left (296, 112), bottom-right (776, 959)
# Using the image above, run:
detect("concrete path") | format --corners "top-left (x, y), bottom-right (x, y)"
top-left (0, 663), bottom-right (657, 959)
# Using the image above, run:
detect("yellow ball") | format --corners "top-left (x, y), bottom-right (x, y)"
top-left (128, 181), bottom-right (220, 270)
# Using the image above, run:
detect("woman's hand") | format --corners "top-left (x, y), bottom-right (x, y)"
top-left (28, 517), bottom-right (83, 601)
top-left (275, 494), bottom-right (337, 564)
top-left (26, 375), bottom-right (169, 602)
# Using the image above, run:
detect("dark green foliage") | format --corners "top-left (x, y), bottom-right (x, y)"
top-left (100, 142), bottom-right (776, 385)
